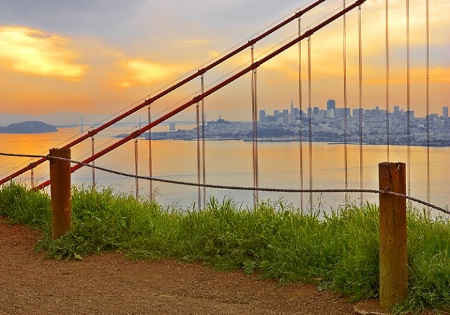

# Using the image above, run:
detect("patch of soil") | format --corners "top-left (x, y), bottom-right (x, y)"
top-left (1, 218), bottom-right (366, 315)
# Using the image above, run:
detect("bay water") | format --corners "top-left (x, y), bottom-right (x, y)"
top-left (1, 126), bottom-right (448, 215)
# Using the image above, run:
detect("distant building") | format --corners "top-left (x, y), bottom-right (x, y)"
top-left (406, 110), bottom-right (415, 119)
top-left (326, 109), bottom-right (335, 119)
top-left (313, 107), bottom-right (320, 116)
top-left (259, 110), bottom-right (266, 123)
top-left (444, 106), bottom-right (449, 127)
top-left (393, 106), bottom-right (400, 116)
top-left (353, 108), bottom-right (364, 118)
top-left (345, 108), bottom-right (350, 118)
top-left (327, 99), bottom-right (336, 111)
top-left (335, 108), bottom-right (350, 119)
top-left (282, 110), bottom-right (289, 124)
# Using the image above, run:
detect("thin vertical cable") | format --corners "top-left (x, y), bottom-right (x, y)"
top-left (358, 5), bottom-right (364, 206)
top-left (196, 99), bottom-right (201, 210)
top-left (406, 0), bottom-right (411, 200)
top-left (426, 0), bottom-right (431, 209)
top-left (298, 17), bottom-right (304, 211)
top-left (251, 45), bottom-right (259, 207)
top-left (134, 137), bottom-right (139, 199)
top-left (308, 35), bottom-right (313, 212)
top-left (30, 167), bottom-right (34, 189)
top-left (201, 74), bottom-right (206, 208)
top-left (343, 0), bottom-right (349, 200)
top-left (385, 0), bottom-right (390, 162)
top-left (253, 69), bottom-right (259, 194)
top-left (91, 136), bottom-right (95, 187)
top-left (147, 105), bottom-right (153, 200)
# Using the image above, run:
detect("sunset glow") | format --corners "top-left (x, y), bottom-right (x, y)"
top-left (0, 0), bottom-right (448, 121)
top-left (116, 59), bottom-right (192, 89)
top-left (0, 26), bottom-right (87, 80)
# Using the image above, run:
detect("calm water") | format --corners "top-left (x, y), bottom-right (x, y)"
top-left (1, 126), bottom-right (448, 214)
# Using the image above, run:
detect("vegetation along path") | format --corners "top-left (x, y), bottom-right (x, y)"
top-left (1, 184), bottom-right (448, 314)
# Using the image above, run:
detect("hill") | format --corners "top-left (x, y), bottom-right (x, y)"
top-left (0, 121), bottom-right (58, 134)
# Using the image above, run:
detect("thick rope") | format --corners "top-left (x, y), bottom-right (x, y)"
top-left (1, 152), bottom-right (448, 215)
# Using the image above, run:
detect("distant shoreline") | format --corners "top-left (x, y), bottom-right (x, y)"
top-left (113, 132), bottom-right (450, 148)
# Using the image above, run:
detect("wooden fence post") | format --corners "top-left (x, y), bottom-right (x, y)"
top-left (49, 148), bottom-right (71, 239)
top-left (379, 162), bottom-right (408, 308)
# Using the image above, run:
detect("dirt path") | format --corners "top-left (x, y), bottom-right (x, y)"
top-left (0, 219), bottom-right (376, 315)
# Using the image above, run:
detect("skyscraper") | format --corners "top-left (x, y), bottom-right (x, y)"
top-left (259, 110), bottom-right (266, 123)
top-left (327, 99), bottom-right (336, 111)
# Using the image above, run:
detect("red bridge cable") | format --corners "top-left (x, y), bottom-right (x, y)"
top-left (298, 17), bottom-right (304, 210)
top-left (147, 106), bottom-right (153, 200)
top-left (196, 98), bottom-right (201, 209)
top-left (406, 0), bottom-right (411, 200)
top-left (34, 0), bottom-right (367, 190)
top-left (134, 137), bottom-right (139, 199)
top-left (426, 0), bottom-right (431, 208)
top-left (385, 0), bottom-right (390, 162)
top-left (201, 75), bottom-right (206, 208)
top-left (0, 0), bottom-right (327, 186)
top-left (91, 137), bottom-right (95, 186)
top-left (358, 5), bottom-right (364, 206)
top-left (343, 0), bottom-right (349, 199)
top-left (251, 45), bottom-right (259, 207)
top-left (308, 35), bottom-right (313, 212)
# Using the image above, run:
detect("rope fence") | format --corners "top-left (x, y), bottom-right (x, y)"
top-left (1, 152), bottom-right (448, 215)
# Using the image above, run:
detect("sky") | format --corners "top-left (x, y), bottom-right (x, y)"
top-left (0, 0), bottom-right (449, 124)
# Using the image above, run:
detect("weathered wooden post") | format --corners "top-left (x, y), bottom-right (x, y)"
top-left (49, 148), bottom-right (71, 239)
top-left (379, 162), bottom-right (408, 308)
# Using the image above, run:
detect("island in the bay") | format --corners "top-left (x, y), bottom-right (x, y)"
top-left (118, 101), bottom-right (450, 147)
top-left (0, 121), bottom-right (58, 134)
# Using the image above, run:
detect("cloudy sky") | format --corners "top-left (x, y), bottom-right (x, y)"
top-left (0, 0), bottom-right (448, 123)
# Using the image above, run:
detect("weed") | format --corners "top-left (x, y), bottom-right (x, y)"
top-left (1, 183), bottom-right (449, 314)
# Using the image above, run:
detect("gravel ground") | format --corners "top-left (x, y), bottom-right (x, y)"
top-left (1, 218), bottom-right (384, 315)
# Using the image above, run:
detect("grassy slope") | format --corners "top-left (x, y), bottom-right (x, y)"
top-left (0, 183), bottom-right (449, 314)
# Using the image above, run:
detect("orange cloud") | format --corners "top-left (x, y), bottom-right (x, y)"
top-left (0, 26), bottom-right (87, 80)
top-left (173, 39), bottom-right (210, 47)
top-left (115, 59), bottom-right (192, 89)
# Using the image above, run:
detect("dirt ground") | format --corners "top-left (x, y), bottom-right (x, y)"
top-left (0, 218), bottom-right (388, 315)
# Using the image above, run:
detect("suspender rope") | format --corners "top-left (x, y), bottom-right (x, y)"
top-left (343, 0), bottom-right (349, 202)
top-left (91, 136), bottom-right (96, 187)
top-left (134, 136), bottom-right (139, 199)
top-left (426, 0), bottom-right (431, 211)
top-left (196, 98), bottom-right (202, 210)
top-left (251, 45), bottom-right (259, 208)
top-left (358, 5), bottom-right (364, 206)
top-left (406, 0), bottom-right (412, 202)
top-left (308, 35), bottom-right (313, 212)
top-left (385, 0), bottom-right (390, 162)
top-left (148, 105), bottom-right (153, 200)
top-left (201, 75), bottom-right (207, 208)
top-left (298, 17), bottom-right (305, 211)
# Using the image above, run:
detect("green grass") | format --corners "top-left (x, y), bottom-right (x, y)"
top-left (1, 182), bottom-right (449, 314)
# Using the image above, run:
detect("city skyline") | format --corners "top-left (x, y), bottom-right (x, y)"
top-left (258, 99), bottom-right (449, 123)
top-left (137, 97), bottom-right (449, 147)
